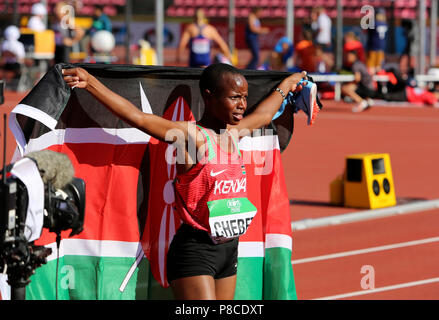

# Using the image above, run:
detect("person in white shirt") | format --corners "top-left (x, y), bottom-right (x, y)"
top-left (315, 7), bottom-right (332, 52)
top-left (0, 25), bottom-right (26, 80)
top-left (27, 3), bottom-right (47, 32)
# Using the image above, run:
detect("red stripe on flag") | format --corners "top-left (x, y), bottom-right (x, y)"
top-left (34, 143), bottom-right (147, 246)
top-left (141, 96), bottom-right (195, 288)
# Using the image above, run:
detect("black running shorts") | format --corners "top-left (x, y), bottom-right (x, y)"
top-left (166, 224), bottom-right (239, 283)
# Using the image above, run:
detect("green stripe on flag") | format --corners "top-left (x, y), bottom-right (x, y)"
top-left (234, 248), bottom-right (297, 300)
top-left (25, 255), bottom-right (178, 300)
top-left (234, 257), bottom-right (264, 300)
top-left (263, 247), bottom-right (297, 300)
top-left (26, 256), bottom-right (144, 300)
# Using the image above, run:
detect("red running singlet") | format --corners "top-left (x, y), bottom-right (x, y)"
top-left (173, 125), bottom-right (257, 243)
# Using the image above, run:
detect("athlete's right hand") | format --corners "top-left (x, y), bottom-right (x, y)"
top-left (62, 67), bottom-right (91, 90)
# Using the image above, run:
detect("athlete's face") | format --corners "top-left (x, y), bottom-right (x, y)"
top-left (208, 73), bottom-right (248, 125)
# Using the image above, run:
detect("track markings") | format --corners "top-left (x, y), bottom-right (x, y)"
top-left (292, 199), bottom-right (439, 230)
top-left (292, 236), bottom-right (439, 265)
top-left (295, 112), bottom-right (439, 123)
top-left (314, 277), bottom-right (439, 300)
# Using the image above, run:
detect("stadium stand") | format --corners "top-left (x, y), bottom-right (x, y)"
top-left (0, 0), bottom-right (125, 16)
top-left (166, 0), bottom-right (429, 19)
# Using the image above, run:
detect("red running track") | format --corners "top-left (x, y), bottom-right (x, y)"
top-left (282, 100), bottom-right (439, 299)
top-left (292, 209), bottom-right (439, 300)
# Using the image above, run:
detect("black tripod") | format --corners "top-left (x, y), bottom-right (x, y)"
top-left (3, 239), bottom-right (51, 300)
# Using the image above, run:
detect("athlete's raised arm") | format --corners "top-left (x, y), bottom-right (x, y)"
top-left (62, 67), bottom-right (190, 144)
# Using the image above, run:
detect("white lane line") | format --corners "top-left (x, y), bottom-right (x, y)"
top-left (298, 112), bottom-right (439, 123)
top-left (292, 199), bottom-right (439, 230)
top-left (292, 236), bottom-right (439, 265)
top-left (314, 277), bottom-right (439, 300)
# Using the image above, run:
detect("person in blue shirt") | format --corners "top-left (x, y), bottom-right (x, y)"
top-left (89, 5), bottom-right (112, 36)
top-left (177, 9), bottom-right (231, 68)
top-left (260, 36), bottom-right (294, 71)
top-left (245, 7), bottom-right (269, 70)
top-left (366, 8), bottom-right (388, 74)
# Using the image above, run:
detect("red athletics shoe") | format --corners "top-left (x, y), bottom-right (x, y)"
top-left (294, 80), bottom-right (320, 125)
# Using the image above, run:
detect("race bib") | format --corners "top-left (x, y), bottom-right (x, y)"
top-left (207, 197), bottom-right (257, 243)
top-left (191, 38), bottom-right (210, 54)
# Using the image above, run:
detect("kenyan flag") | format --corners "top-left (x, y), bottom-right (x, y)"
top-left (5, 63), bottom-right (297, 300)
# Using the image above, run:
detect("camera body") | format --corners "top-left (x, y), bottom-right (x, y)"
top-left (0, 159), bottom-right (85, 291)
top-left (43, 177), bottom-right (86, 237)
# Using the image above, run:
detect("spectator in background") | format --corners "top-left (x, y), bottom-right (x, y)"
top-left (399, 19), bottom-right (416, 79)
top-left (314, 7), bottom-right (332, 53)
top-left (315, 45), bottom-right (334, 73)
top-left (52, 1), bottom-right (85, 64)
top-left (341, 50), bottom-right (376, 113)
top-left (0, 25), bottom-right (25, 81)
top-left (260, 36), bottom-right (294, 71)
top-left (295, 30), bottom-right (316, 72)
top-left (310, 8), bottom-right (319, 40)
top-left (366, 8), bottom-right (388, 75)
top-left (27, 3), bottom-right (47, 32)
top-left (379, 69), bottom-right (439, 107)
top-left (88, 5), bottom-right (112, 36)
top-left (245, 7), bottom-right (269, 70)
top-left (177, 8), bottom-right (231, 68)
top-left (343, 31), bottom-right (365, 68)
top-left (295, 29), bottom-right (316, 73)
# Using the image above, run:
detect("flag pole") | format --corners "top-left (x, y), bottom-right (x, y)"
top-left (430, 0), bottom-right (437, 68)
top-left (12, 0), bottom-right (19, 26)
top-left (286, 0), bottom-right (294, 69)
top-left (335, 0), bottom-right (343, 71)
top-left (125, 0), bottom-right (132, 64)
top-left (155, 0), bottom-right (164, 66)
top-left (228, 0), bottom-right (235, 58)
top-left (419, 0), bottom-right (426, 75)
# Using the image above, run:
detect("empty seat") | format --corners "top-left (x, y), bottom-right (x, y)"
top-left (185, 7), bottom-right (195, 17)
top-left (268, 0), bottom-right (281, 7)
top-left (247, 0), bottom-right (263, 7)
top-left (397, 8), bottom-right (416, 19)
top-left (237, 7), bottom-right (251, 18)
top-left (301, 0), bottom-right (314, 7)
top-left (110, 0), bottom-right (126, 5)
top-left (394, 0), bottom-right (408, 8)
top-left (174, 7), bottom-right (186, 17)
top-left (327, 8), bottom-right (337, 18)
top-left (271, 8), bottom-right (285, 18)
top-left (194, 0), bottom-right (206, 7)
top-left (80, 6), bottom-right (94, 15)
top-left (407, 0), bottom-right (417, 7)
top-left (236, 0), bottom-right (249, 7)
top-left (258, 0), bottom-right (270, 7)
top-left (166, 6), bottom-right (177, 16)
top-left (295, 8), bottom-right (308, 18)
top-left (218, 7), bottom-right (228, 17)
top-left (19, 5), bottom-right (31, 14)
top-left (103, 5), bottom-right (117, 16)
top-left (205, 7), bottom-right (217, 17)
top-left (344, 0), bottom-right (363, 7)
top-left (216, 0), bottom-right (228, 7)
top-left (204, 0), bottom-right (217, 7)
top-left (181, 0), bottom-right (195, 6)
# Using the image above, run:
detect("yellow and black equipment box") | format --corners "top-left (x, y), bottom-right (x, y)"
top-left (343, 153), bottom-right (396, 209)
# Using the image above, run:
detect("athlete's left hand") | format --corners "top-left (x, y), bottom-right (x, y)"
top-left (285, 71), bottom-right (308, 92)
